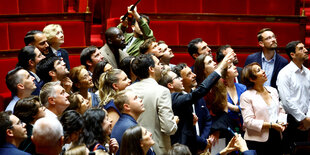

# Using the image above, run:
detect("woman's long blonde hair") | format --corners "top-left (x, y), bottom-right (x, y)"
top-left (98, 69), bottom-right (123, 106)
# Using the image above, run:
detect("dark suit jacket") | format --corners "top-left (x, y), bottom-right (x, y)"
top-left (0, 143), bottom-right (31, 155)
top-left (45, 47), bottom-right (70, 70)
top-left (170, 71), bottom-right (220, 154)
top-left (29, 71), bottom-right (44, 96)
top-left (19, 124), bottom-right (36, 154)
top-left (237, 66), bottom-right (243, 84)
top-left (244, 51), bottom-right (288, 88)
top-left (111, 114), bottom-right (137, 155)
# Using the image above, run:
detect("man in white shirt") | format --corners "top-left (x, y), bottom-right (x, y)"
top-left (39, 81), bottom-right (70, 118)
top-left (277, 40), bottom-right (310, 154)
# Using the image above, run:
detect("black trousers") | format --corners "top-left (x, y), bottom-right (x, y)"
top-left (282, 114), bottom-right (309, 154)
top-left (246, 128), bottom-right (282, 155)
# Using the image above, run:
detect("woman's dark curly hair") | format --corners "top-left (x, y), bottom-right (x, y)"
top-left (82, 108), bottom-right (108, 149)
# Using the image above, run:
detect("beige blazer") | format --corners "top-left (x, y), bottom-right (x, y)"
top-left (240, 86), bottom-right (285, 142)
top-left (99, 44), bottom-right (128, 69)
top-left (126, 78), bottom-right (177, 154)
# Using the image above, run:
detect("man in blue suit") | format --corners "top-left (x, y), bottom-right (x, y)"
top-left (244, 28), bottom-right (288, 88)
top-left (111, 89), bottom-right (154, 155)
top-left (0, 111), bottom-right (30, 155)
top-left (159, 51), bottom-right (234, 154)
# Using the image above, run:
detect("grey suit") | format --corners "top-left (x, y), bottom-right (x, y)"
top-left (99, 44), bottom-right (128, 69)
top-left (126, 78), bottom-right (177, 154)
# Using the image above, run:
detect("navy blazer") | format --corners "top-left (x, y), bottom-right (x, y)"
top-left (170, 71), bottom-right (220, 154)
top-left (111, 114), bottom-right (154, 155)
top-left (0, 143), bottom-right (31, 155)
top-left (244, 51), bottom-right (288, 88)
top-left (45, 47), bottom-right (70, 70)
top-left (237, 66), bottom-right (243, 84)
top-left (29, 71), bottom-right (44, 96)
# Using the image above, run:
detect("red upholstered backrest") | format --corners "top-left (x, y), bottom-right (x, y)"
top-left (0, 58), bottom-right (18, 94)
top-left (109, 0), bottom-right (156, 18)
top-left (69, 55), bottom-right (82, 68)
top-left (248, 0), bottom-right (296, 15)
top-left (19, 0), bottom-right (64, 13)
top-left (0, 0), bottom-right (19, 14)
top-left (47, 21), bottom-right (86, 47)
top-left (202, 0), bottom-right (247, 14)
top-left (179, 21), bottom-right (219, 46)
top-left (219, 22), bottom-right (260, 46)
top-left (0, 23), bottom-right (9, 50)
top-left (106, 18), bottom-right (120, 29)
top-left (170, 53), bottom-right (195, 67)
top-left (157, 0), bottom-right (202, 13)
top-left (150, 21), bottom-right (179, 45)
top-left (8, 22), bottom-right (46, 50)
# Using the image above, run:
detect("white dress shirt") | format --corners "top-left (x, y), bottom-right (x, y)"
top-left (277, 61), bottom-right (310, 122)
top-left (261, 51), bottom-right (276, 86)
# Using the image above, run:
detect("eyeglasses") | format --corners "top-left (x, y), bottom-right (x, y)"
top-left (9, 120), bottom-right (25, 129)
top-left (172, 76), bottom-right (182, 80)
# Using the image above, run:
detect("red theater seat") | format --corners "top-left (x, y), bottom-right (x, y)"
top-left (69, 55), bottom-right (81, 68)
top-left (47, 21), bottom-right (86, 47)
top-left (109, 0), bottom-right (156, 18)
top-left (106, 18), bottom-right (120, 29)
top-left (179, 21), bottom-right (219, 46)
top-left (0, 0), bottom-right (19, 14)
top-left (0, 23), bottom-right (9, 50)
top-left (219, 22), bottom-right (260, 46)
top-left (8, 22), bottom-right (46, 50)
top-left (248, 0), bottom-right (296, 15)
top-left (19, 0), bottom-right (64, 13)
top-left (202, 0), bottom-right (247, 14)
top-left (170, 53), bottom-right (194, 67)
top-left (150, 21), bottom-right (179, 45)
top-left (0, 58), bottom-right (18, 94)
top-left (157, 0), bottom-right (201, 13)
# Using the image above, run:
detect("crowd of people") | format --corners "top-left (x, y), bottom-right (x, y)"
top-left (1, 4), bottom-right (310, 155)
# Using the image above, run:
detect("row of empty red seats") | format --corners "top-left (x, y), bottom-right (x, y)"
top-left (107, 19), bottom-right (302, 47)
top-left (107, 0), bottom-right (298, 18)
top-left (0, 0), bottom-right (64, 14)
top-left (0, 21), bottom-right (86, 50)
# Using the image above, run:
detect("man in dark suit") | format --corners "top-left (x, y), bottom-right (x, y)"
top-left (187, 38), bottom-right (212, 71)
top-left (159, 51), bottom-right (234, 154)
top-left (24, 30), bottom-right (49, 57)
top-left (0, 111), bottom-right (30, 155)
top-left (17, 46), bottom-right (45, 96)
top-left (244, 28), bottom-right (288, 88)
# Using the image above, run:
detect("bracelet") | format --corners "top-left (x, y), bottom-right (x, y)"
top-left (270, 122), bottom-right (272, 128)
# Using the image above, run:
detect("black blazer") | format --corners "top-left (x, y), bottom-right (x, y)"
top-left (170, 71), bottom-right (220, 154)
top-left (45, 47), bottom-right (71, 70)
top-left (244, 51), bottom-right (288, 88)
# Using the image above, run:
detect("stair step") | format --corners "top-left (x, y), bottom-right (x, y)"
top-left (91, 24), bottom-right (103, 35)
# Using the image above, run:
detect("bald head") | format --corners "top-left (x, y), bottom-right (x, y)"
top-left (105, 27), bottom-right (126, 49)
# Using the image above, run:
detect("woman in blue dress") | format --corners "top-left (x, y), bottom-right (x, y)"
top-left (99, 69), bottom-right (131, 128)
top-left (222, 63), bottom-right (247, 134)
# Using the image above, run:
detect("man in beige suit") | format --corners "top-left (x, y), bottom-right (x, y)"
top-left (126, 54), bottom-right (178, 154)
top-left (100, 27), bottom-right (128, 69)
